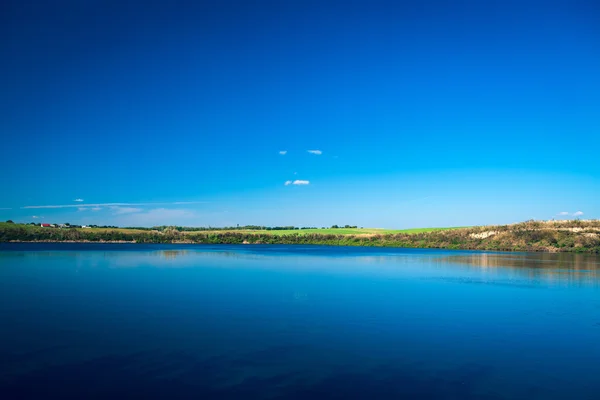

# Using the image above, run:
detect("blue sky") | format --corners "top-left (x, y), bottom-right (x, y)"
top-left (1, 0), bottom-right (598, 228)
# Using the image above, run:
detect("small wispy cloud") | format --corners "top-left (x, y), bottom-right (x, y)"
top-left (74, 198), bottom-right (84, 202)
top-left (109, 206), bottom-right (143, 215)
top-left (285, 180), bottom-right (310, 186)
top-left (91, 207), bottom-right (102, 211)
top-left (307, 150), bottom-right (322, 155)
top-left (279, 150), bottom-right (287, 155)
top-left (22, 201), bottom-right (207, 209)
top-left (32, 216), bottom-right (40, 219)
top-left (557, 211), bottom-right (584, 217)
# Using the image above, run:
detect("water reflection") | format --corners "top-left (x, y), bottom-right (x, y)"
top-left (434, 252), bottom-right (600, 287)
top-left (1, 244), bottom-right (599, 286)
top-left (443, 252), bottom-right (600, 270)
top-left (159, 250), bottom-right (188, 260)
top-left (1, 244), bottom-right (600, 399)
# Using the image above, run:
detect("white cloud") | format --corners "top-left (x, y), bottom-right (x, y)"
top-left (32, 216), bottom-right (39, 219)
top-left (557, 211), bottom-right (584, 217)
top-left (285, 180), bottom-right (309, 185)
top-left (91, 207), bottom-right (102, 211)
top-left (22, 201), bottom-right (207, 209)
top-left (109, 206), bottom-right (143, 215)
top-left (74, 198), bottom-right (84, 202)
top-left (279, 150), bottom-right (287, 155)
top-left (78, 207), bottom-right (89, 212)
top-left (307, 150), bottom-right (322, 155)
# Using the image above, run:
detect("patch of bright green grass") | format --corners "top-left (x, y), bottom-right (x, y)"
top-left (186, 227), bottom-right (466, 236)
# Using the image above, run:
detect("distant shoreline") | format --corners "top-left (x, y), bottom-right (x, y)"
top-left (2, 220), bottom-right (599, 253)
top-left (7, 240), bottom-right (137, 244)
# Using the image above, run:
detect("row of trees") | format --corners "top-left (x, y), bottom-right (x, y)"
top-left (5, 221), bottom-right (360, 231)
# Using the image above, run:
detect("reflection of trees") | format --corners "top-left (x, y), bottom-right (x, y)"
top-left (350, 255), bottom-right (440, 265)
top-left (160, 250), bottom-right (188, 260)
top-left (104, 247), bottom-right (282, 268)
top-left (4, 246), bottom-right (599, 286)
top-left (439, 253), bottom-right (600, 285)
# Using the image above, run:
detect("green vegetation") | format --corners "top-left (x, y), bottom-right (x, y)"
top-left (0, 223), bottom-right (455, 238)
top-left (200, 227), bottom-right (463, 236)
top-left (1, 220), bottom-right (599, 253)
top-left (199, 228), bottom-right (392, 236)
top-left (384, 227), bottom-right (470, 234)
top-left (0, 220), bottom-right (600, 253)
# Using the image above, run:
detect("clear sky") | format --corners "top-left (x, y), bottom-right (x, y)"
top-left (1, 0), bottom-right (598, 228)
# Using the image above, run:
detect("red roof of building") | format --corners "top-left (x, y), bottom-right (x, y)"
top-left (41, 223), bottom-right (51, 227)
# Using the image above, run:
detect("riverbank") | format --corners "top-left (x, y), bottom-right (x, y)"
top-left (2, 220), bottom-right (599, 253)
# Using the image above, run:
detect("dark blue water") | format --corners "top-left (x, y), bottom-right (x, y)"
top-left (1, 244), bottom-right (599, 399)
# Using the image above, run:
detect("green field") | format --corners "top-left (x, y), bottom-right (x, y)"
top-left (184, 227), bottom-right (463, 236)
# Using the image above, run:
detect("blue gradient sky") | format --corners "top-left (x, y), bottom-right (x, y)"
top-left (1, 0), bottom-right (598, 227)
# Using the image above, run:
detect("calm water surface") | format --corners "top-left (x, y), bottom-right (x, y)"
top-left (1, 243), bottom-right (599, 399)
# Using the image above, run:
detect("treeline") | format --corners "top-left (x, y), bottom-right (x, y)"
top-left (2, 220), bottom-right (599, 253)
top-left (13, 222), bottom-right (358, 232)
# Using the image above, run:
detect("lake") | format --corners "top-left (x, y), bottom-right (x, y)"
top-left (0, 243), bottom-right (599, 399)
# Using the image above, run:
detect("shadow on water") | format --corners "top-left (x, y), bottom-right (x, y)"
top-left (0, 349), bottom-right (508, 400)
